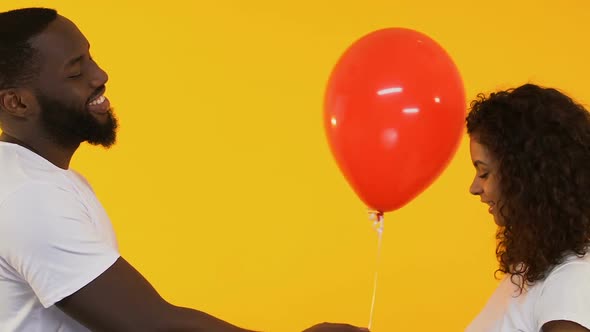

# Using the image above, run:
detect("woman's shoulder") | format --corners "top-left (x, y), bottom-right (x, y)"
top-left (543, 252), bottom-right (590, 284)
top-left (533, 252), bottom-right (590, 330)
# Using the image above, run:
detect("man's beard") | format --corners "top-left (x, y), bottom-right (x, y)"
top-left (36, 91), bottom-right (118, 148)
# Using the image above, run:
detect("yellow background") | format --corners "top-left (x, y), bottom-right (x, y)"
top-left (2, 1), bottom-right (590, 331)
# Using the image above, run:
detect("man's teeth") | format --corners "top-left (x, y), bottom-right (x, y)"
top-left (89, 95), bottom-right (105, 106)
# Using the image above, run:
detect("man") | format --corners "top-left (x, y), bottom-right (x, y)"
top-left (0, 7), bottom-right (367, 332)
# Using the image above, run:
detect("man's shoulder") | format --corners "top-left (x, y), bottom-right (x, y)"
top-left (0, 144), bottom-right (71, 197)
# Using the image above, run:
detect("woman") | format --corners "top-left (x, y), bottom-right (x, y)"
top-left (465, 84), bottom-right (590, 332)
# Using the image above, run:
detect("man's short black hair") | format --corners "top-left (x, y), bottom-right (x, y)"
top-left (0, 8), bottom-right (58, 89)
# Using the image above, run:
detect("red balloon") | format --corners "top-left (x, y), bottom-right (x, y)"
top-left (324, 28), bottom-right (465, 213)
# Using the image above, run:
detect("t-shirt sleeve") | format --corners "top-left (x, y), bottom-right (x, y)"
top-left (535, 261), bottom-right (590, 330)
top-left (0, 182), bottom-right (120, 308)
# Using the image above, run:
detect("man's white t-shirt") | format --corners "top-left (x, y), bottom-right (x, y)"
top-left (0, 142), bottom-right (120, 331)
top-left (466, 253), bottom-right (590, 332)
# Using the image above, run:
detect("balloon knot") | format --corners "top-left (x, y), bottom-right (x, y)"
top-left (368, 210), bottom-right (384, 234)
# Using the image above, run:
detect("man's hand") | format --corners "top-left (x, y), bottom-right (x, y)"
top-left (303, 322), bottom-right (369, 332)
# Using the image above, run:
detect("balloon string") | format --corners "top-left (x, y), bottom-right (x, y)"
top-left (368, 211), bottom-right (384, 330)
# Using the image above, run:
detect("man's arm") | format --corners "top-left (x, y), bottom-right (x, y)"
top-left (56, 257), bottom-right (256, 332)
top-left (543, 321), bottom-right (590, 332)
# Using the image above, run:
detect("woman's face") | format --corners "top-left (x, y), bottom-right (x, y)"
top-left (469, 138), bottom-right (504, 226)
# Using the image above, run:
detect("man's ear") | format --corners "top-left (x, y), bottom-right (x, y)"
top-left (0, 89), bottom-right (33, 118)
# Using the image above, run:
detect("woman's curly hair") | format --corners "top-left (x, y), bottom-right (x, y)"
top-left (466, 83), bottom-right (590, 291)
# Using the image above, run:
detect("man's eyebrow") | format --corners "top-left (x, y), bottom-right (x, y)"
top-left (65, 54), bottom-right (84, 67)
top-left (64, 42), bottom-right (91, 67)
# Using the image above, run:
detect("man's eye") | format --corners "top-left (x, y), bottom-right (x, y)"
top-left (478, 173), bottom-right (489, 179)
top-left (68, 73), bottom-right (82, 78)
